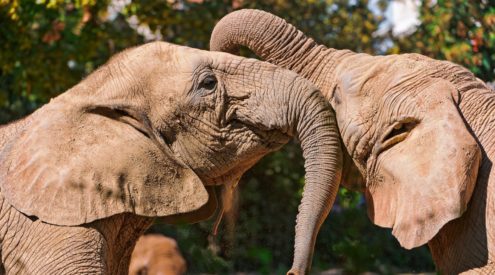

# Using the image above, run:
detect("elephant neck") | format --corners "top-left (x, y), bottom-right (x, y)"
top-left (261, 41), bottom-right (353, 99)
top-left (0, 116), bottom-right (32, 150)
top-left (428, 82), bottom-right (495, 273)
top-left (90, 213), bottom-right (154, 273)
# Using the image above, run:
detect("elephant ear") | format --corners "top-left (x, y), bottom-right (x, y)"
top-left (160, 186), bottom-right (218, 225)
top-left (365, 79), bottom-right (481, 249)
top-left (0, 99), bottom-right (209, 226)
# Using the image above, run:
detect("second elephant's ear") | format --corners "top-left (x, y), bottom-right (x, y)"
top-left (365, 79), bottom-right (481, 249)
top-left (0, 99), bottom-right (209, 226)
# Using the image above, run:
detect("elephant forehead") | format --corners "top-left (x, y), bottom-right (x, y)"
top-left (336, 54), bottom-right (425, 97)
top-left (336, 56), bottom-right (433, 120)
top-left (336, 54), bottom-right (390, 96)
top-left (334, 84), bottom-right (376, 131)
top-left (172, 48), bottom-right (209, 73)
top-left (146, 42), bottom-right (219, 74)
top-left (208, 50), bottom-right (247, 67)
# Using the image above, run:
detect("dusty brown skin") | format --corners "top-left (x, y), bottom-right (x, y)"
top-left (0, 41), bottom-right (342, 274)
top-left (129, 234), bottom-right (186, 275)
top-left (211, 9), bottom-right (495, 274)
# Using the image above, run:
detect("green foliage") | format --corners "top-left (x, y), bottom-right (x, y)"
top-left (234, 0), bottom-right (387, 54)
top-left (392, 0), bottom-right (495, 81)
top-left (0, 0), bottom-right (141, 122)
top-left (124, 0), bottom-right (232, 48)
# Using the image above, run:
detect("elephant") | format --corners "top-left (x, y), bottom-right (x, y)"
top-left (129, 234), bottom-right (186, 275)
top-left (0, 41), bottom-right (343, 274)
top-left (210, 9), bottom-right (495, 274)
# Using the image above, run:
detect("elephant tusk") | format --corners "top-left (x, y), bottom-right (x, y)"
top-left (212, 207), bottom-right (225, 236)
top-left (211, 178), bottom-right (239, 235)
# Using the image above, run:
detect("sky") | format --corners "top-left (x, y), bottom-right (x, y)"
top-left (371, 0), bottom-right (421, 37)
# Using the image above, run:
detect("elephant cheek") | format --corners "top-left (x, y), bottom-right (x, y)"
top-left (366, 120), bottom-right (480, 249)
top-left (365, 159), bottom-right (399, 228)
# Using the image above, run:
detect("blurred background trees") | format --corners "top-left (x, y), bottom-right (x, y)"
top-left (1, 0), bottom-right (493, 273)
top-left (392, 0), bottom-right (495, 80)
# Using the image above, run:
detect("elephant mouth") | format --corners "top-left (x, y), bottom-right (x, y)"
top-left (202, 157), bottom-right (258, 186)
top-left (195, 119), bottom-right (288, 187)
top-left (229, 118), bottom-right (289, 149)
top-left (201, 121), bottom-right (276, 187)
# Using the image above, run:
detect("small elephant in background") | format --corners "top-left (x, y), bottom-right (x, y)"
top-left (0, 41), bottom-right (343, 273)
top-left (212, 9), bottom-right (495, 274)
top-left (129, 234), bottom-right (186, 275)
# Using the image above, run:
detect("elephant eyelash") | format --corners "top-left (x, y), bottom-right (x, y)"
top-left (199, 75), bottom-right (218, 91)
top-left (192, 69), bottom-right (218, 96)
top-left (384, 123), bottom-right (411, 141)
top-left (380, 119), bottom-right (418, 153)
top-left (25, 214), bottom-right (39, 222)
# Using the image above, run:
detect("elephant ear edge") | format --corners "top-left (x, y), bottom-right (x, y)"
top-left (0, 100), bottom-right (209, 226)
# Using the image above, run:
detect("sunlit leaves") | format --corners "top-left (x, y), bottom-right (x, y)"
top-left (394, 0), bottom-right (495, 81)
top-left (0, 0), bottom-right (139, 122)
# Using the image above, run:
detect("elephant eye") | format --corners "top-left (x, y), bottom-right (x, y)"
top-left (380, 119), bottom-right (417, 152)
top-left (199, 75), bottom-right (217, 91)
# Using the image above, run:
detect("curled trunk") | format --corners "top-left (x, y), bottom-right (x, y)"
top-left (288, 86), bottom-right (343, 274)
top-left (237, 65), bottom-right (343, 274)
top-left (210, 9), bottom-right (350, 91)
top-left (212, 10), bottom-right (347, 274)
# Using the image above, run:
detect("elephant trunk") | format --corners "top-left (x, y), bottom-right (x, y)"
top-left (240, 68), bottom-right (343, 274)
top-left (210, 9), bottom-right (347, 91)
top-left (215, 11), bottom-right (347, 274)
top-left (290, 86), bottom-right (343, 275)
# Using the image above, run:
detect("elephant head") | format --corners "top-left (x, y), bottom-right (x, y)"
top-left (129, 234), bottom-right (187, 275)
top-left (211, 9), bottom-right (483, 274)
top-left (0, 41), bottom-right (342, 240)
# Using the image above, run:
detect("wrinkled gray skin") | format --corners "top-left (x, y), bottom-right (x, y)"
top-left (0, 41), bottom-right (342, 274)
top-left (211, 9), bottom-right (495, 274)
